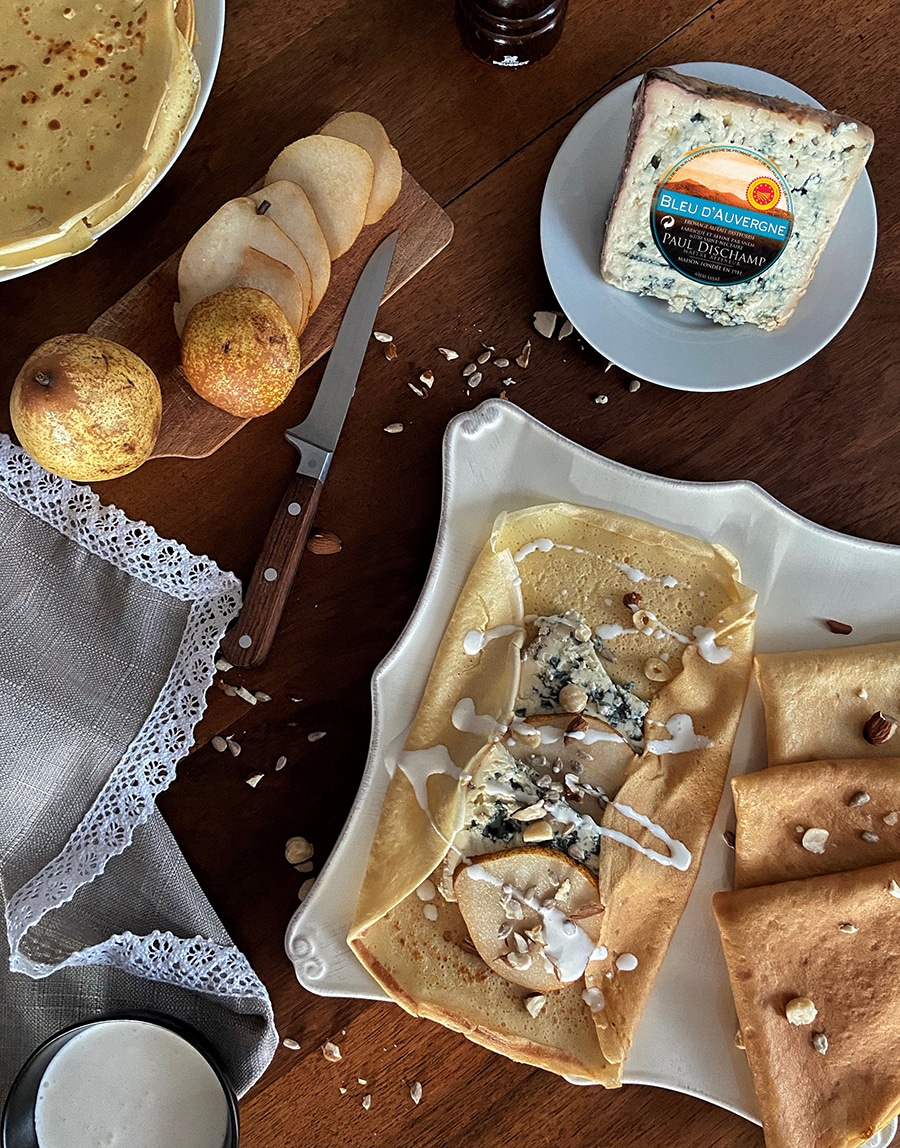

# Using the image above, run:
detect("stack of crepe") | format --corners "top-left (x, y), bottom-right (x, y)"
top-left (1, 0), bottom-right (200, 271)
top-left (349, 502), bottom-right (757, 1083)
top-left (714, 641), bottom-right (900, 1148)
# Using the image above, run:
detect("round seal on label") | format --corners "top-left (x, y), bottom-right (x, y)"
top-left (650, 146), bottom-right (793, 286)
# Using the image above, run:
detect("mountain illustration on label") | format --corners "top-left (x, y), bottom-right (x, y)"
top-left (650, 146), bottom-right (793, 286)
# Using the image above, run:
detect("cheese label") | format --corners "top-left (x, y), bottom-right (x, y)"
top-left (650, 146), bottom-right (793, 285)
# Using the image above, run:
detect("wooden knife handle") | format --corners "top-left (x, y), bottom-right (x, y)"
top-left (219, 471), bottom-right (323, 668)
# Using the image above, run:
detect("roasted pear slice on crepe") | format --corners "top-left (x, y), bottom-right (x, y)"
top-left (349, 502), bottom-right (756, 1082)
top-left (714, 862), bottom-right (900, 1148)
top-left (732, 758), bottom-right (900, 889)
top-left (1, 0), bottom-right (198, 263)
top-left (454, 848), bottom-right (604, 992)
top-left (755, 640), bottom-right (900, 766)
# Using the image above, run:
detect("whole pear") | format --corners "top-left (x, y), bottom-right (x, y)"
top-left (180, 288), bottom-right (301, 418)
top-left (10, 334), bottom-right (162, 482)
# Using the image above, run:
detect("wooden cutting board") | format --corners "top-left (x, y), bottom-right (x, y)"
top-left (88, 170), bottom-right (453, 459)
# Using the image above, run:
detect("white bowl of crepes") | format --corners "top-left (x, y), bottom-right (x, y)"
top-left (349, 501), bottom-right (758, 1084)
top-left (0, 0), bottom-right (222, 279)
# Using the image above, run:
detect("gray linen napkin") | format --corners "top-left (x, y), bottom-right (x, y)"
top-left (0, 435), bottom-right (277, 1099)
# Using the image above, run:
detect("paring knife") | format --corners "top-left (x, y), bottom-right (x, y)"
top-left (220, 229), bottom-right (399, 668)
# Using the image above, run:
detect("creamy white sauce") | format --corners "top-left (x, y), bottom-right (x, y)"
top-left (582, 986), bottom-right (606, 1012)
top-left (646, 713), bottom-right (713, 756)
top-left (595, 622), bottom-right (635, 641)
top-left (451, 698), bottom-right (507, 739)
top-left (514, 537), bottom-right (556, 562)
top-left (692, 625), bottom-right (732, 664)
top-left (605, 802), bottom-right (692, 870)
top-left (513, 539), bottom-right (678, 592)
top-left (462, 624), bottom-right (522, 656)
top-left (537, 724), bottom-right (626, 746)
top-left (416, 880), bottom-right (436, 901)
top-left (615, 952), bottom-right (639, 971)
top-left (615, 561), bottom-right (649, 583)
top-left (396, 745), bottom-right (463, 823)
top-left (33, 1020), bottom-right (229, 1148)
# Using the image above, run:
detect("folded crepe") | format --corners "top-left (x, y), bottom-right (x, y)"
top-left (714, 862), bottom-right (900, 1148)
top-left (755, 642), bottom-right (900, 767)
top-left (732, 759), bottom-right (900, 889)
top-left (1, 0), bottom-right (199, 267)
top-left (349, 502), bottom-right (756, 1082)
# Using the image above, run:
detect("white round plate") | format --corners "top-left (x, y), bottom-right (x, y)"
top-left (0, 0), bottom-right (224, 283)
top-left (540, 62), bottom-right (878, 392)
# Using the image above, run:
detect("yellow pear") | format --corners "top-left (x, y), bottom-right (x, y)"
top-left (10, 334), bottom-right (162, 482)
top-left (180, 288), bottom-right (301, 418)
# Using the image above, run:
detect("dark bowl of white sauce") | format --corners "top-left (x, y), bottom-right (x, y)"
top-left (2, 1012), bottom-right (239, 1148)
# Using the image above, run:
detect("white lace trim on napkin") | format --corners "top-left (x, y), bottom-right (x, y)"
top-left (0, 437), bottom-right (274, 1038)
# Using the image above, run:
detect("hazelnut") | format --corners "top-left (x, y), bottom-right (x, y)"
top-left (644, 657), bottom-right (672, 682)
top-left (785, 997), bottom-right (818, 1026)
top-left (559, 683), bottom-right (588, 713)
top-left (801, 828), bottom-right (829, 854)
top-left (863, 711), bottom-right (898, 745)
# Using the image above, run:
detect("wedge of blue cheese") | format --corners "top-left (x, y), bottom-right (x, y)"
top-left (516, 613), bottom-right (648, 749)
top-left (600, 67), bottom-right (874, 329)
top-left (454, 746), bottom-right (604, 873)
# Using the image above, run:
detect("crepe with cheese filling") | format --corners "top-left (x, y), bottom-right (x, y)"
top-left (349, 502), bottom-right (756, 1082)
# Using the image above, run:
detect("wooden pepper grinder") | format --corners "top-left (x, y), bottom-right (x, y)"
top-left (455, 0), bottom-right (568, 67)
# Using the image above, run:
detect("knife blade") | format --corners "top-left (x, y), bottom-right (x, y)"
top-left (220, 229), bottom-right (399, 668)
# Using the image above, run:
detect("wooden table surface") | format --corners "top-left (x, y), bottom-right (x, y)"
top-left (2, 0), bottom-right (897, 1144)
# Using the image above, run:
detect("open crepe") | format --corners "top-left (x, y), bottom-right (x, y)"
top-left (349, 502), bottom-right (757, 1082)
top-left (1, 0), bottom-right (199, 268)
top-left (755, 641), bottom-right (900, 767)
top-left (732, 758), bottom-right (900, 889)
top-left (714, 862), bottom-right (900, 1148)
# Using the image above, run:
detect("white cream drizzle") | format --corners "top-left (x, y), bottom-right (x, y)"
top-left (646, 714), bottom-right (713, 757)
top-left (463, 624), bottom-right (523, 656)
top-left (582, 986), bottom-right (606, 1012)
top-left (513, 537), bottom-right (680, 591)
top-left (605, 801), bottom-right (692, 870)
top-left (451, 698), bottom-right (507, 740)
top-left (692, 625), bottom-right (732, 664)
top-left (466, 865), bottom-right (598, 983)
top-left (615, 952), bottom-right (638, 971)
top-left (595, 622), bottom-right (634, 641)
top-left (514, 538), bottom-right (555, 562)
top-left (396, 745), bottom-right (463, 828)
top-left (615, 561), bottom-right (648, 583)
top-left (536, 724), bottom-right (626, 747)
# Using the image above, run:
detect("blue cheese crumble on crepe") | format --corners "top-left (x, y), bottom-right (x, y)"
top-left (516, 612), bottom-right (648, 749)
top-left (349, 502), bottom-right (756, 1083)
